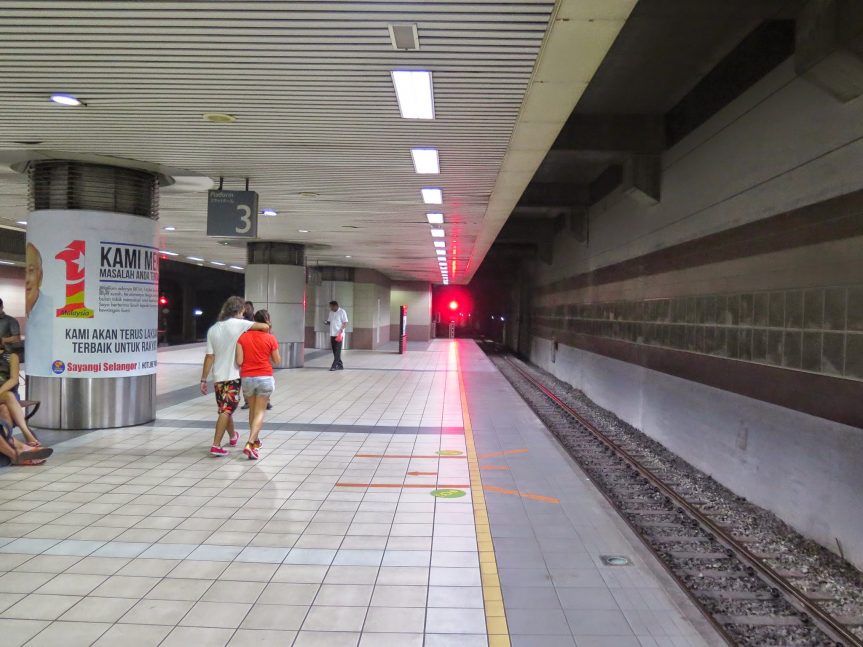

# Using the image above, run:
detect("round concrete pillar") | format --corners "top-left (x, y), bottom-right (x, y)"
top-left (25, 160), bottom-right (159, 429)
top-left (245, 242), bottom-right (306, 368)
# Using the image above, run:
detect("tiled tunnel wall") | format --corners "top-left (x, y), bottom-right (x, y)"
top-left (533, 284), bottom-right (863, 381)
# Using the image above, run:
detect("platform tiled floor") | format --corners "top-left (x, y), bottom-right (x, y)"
top-left (1, 340), bottom-right (717, 647)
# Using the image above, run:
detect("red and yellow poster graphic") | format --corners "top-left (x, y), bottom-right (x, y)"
top-left (55, 240), bottom-right (94, 318)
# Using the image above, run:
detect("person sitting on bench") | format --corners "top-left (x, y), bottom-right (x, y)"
top-left (0, 403), bottom-right (51, 466)
top-left (0, 341), bottom-right (41, 447)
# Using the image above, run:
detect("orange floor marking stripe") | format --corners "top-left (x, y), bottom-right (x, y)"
top-left (477, 448), bottom-right (528, 459)
top-left (354, 454), bottom-right (464, 459)
top-left (484, 484), bottom-right (560, 504)
top-left (407, 471), bottom-right (438, 476)
top-left (335, 483), bottom-right (469, 489)
top-left (480, 465), bottom-right (511, 471)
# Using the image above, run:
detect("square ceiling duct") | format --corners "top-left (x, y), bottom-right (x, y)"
top-left (389, 23), bottom-right (420, 50)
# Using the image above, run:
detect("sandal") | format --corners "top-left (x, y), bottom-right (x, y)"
top-left (16, 458), bottom-right (46, 466)
top-left (13, 446), bottom-right (53, 464)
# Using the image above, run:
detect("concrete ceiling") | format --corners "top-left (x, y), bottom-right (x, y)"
top-left (575, 0), bottom-right (801, 115)
top-left (506, 0), bottom-right (804, 228)
top-left (0, 1), bottom-right (565, 282)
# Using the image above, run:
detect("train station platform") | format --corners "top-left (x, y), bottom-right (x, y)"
top-left (0, 340), bottom-right (717, 647)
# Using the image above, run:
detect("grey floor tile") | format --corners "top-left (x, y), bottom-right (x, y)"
top-left (557, 586), bottom-right (621, 611)
top-left (512, 637), bottom-right (577, 647)
top-left (565, 608), bottom-right (635, 636)
top-left (160, 626), bottom-right (234, 647)
top-left (507, 607), bottom-right (572, 635)
top-left (502, 585), bottom-right (562, 609)
top-left (240, 604), bottom-right (309, 631)
top-left (25, 620), bottom-right (111, 647)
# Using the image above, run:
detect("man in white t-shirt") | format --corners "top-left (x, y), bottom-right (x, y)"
top-left (326, 300), bottom-right (349, 371)
top-left (200, 296), bottom-right (271, 456)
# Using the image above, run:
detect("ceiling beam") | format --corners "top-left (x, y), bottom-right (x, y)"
top-left (517, 182), bottom-right (590, 208)
top-left (796, 0), bottom-right (863, 102)
top-left (551, 114), bottom-right (665, 154)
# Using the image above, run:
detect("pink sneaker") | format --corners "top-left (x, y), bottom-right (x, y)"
top-left (210, 445), bottom-right (229, 457)
top-left (228, 430), bottom-right (240, 447)
top-left (243, 443), bottom-right (259, 460)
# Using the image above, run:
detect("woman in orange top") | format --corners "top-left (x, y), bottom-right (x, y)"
top-left (235, 310), bottom-right (281, 459)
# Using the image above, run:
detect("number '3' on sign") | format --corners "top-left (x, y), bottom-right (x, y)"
top-left (206, 190), bottom-right (259, 238)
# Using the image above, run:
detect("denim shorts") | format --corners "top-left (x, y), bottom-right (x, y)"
top-left (242, 376), bottom-right (275, 398)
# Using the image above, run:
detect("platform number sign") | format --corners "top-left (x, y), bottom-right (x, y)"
top-left (207, 190), bottom-right (259, 238)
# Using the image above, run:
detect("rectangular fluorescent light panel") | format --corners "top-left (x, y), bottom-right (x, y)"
top-left (392, 71), bottom-right (434, 119)
top-left (421, 188), bottom-right (442, 204)
top-left (411, 148), bottom-right (439, 174)
top-left (433, 241), bottom-right (446, 248)
top-left (187, 256), bottom-right (204, 262)
top-left (436, 250), bottom-right (446, 256)
top-left (430, 228), bottom-right (444, 237)
top-left (426, 213), bottom-right (444, 224)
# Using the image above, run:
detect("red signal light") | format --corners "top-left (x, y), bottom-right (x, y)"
top-left (449, 300), bottom-right (458, 311)
top-left (159, 296), bottom-right (168, 306)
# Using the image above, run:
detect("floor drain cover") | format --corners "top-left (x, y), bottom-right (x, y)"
top-left (600, 555), bottom-right (632, 566)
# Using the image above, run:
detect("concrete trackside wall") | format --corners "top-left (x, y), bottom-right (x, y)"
top-left (524, 60), bottom-right (863, 567)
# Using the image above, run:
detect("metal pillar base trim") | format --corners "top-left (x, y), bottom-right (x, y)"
top-left (26, 374), bottom-right (156, 430)
top-left (277, 342), bottom-right (304, 369)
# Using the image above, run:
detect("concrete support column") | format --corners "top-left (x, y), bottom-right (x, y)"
top-left (245, 242), bottom-right (305, 368)
top-left (25, 160), bottom-right (159, 429)
top-left (351, 269), bottom-right (391, 350)
top-left (390, 281), bottom-right (433, 342)
top-left (312, 267), bottom-right (354, 350)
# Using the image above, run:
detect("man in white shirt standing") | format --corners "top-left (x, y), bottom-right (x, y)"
top-left (326, 300), bottom-right (348, 371)
top-left (200, 296), bottom-right (271, 456)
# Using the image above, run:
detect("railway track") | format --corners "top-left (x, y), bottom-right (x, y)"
top-left (480, 341), bottom-right (862, 647)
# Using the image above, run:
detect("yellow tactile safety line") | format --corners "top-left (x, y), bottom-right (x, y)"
top-left (455, 346), bottom-right (510, 647)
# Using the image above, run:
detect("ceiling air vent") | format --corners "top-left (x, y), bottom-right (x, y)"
top-left (388, 23), bottom-right (420, 51)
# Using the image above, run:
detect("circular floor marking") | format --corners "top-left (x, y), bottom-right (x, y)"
top-left (431, 488), bottom-right (467, 498)
top-left (436, 450), bottom-right (463, 456)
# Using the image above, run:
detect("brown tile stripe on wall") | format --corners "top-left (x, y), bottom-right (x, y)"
top-left (534, 325), bottom-right (863, 429)
top-left (537, 188), bottom-right (863, 297)
top-left (533, 285), bottom-right (863, 383)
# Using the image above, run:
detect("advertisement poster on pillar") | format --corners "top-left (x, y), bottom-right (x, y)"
top-left (25, 210), bottom-right (159, 378)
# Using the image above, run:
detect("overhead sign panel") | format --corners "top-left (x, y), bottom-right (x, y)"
top-left (207, 190), bottom-right (258, 238)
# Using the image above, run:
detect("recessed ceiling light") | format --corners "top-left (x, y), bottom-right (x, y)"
top-left (16, 220), bottom-right (27, 225)
top-left (411, 148), bottom-right (439, 174)
top-left (202, 112), bottom-right (237, 124)
top-left (160, 251), bottom-right (178, 256)
top-left (430, 228), bottom-right (444, 237)
top-left (261, 208), bottom-right (277, 217)
top-left (163, 226), bottom-right (176, 232)
top-left (426, 213), bottom-right (444, 224)
top-left (230, 265), bottom-right (244, 270)
top-left (391, 70), bottom-right (434, 119)
top-left (345, 255), bottom-right (352, 258)
top-left (433, 241), bottom-right (445, 248)
top-left (298, 229), bottom-right (309, 233)
top-left (210, 261), bottom-right (226, 266)
top-left (187, 256), bottom-right (204, 262)
top-left (421, 188), bottom-right (442, 204)
top-left (436, 250), bottom-right (446, 256)
top-left (50, 94), bottom-right (82, 106)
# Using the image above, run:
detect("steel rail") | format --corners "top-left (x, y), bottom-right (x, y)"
top-left (496, 348), bottom-right (861, 647)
